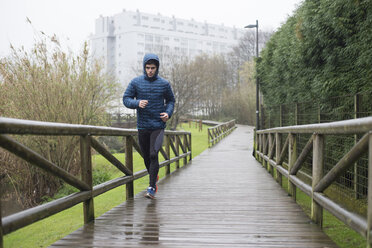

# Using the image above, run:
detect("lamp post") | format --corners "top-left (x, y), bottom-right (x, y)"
top-left (245, 20), bottom-right (259, 130)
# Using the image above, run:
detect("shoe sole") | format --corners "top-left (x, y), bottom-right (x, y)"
top-left (145, 192), bottom-right (156, 199)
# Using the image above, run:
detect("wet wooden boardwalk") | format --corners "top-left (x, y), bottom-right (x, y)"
top-left (50, 125), bottom-right (337, 248)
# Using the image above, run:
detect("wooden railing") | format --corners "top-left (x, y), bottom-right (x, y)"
top-left (254, 116), bottom-right (372, 246)
top-left (0, 117), bottom-right (191, 247)
top-left (207, 120), bottom-right (236, 147)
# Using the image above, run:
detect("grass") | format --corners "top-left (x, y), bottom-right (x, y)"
top-left (3, 122), bottom-right (208, 248)
top-left (279, 171), bottom-right (367, 248)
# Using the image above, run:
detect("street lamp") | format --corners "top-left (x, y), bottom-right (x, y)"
top-left (244, 20), bottom-right (260, 130)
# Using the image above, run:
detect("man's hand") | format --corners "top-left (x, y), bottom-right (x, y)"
top-left (160, 112), bottom-right (169, 122)
top-left (139, 100), bottom-right (148, 108)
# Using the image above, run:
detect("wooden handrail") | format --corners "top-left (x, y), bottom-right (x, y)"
top-left (254, 116), bottom-right (372, 245)
top-left (256, 116), bottom-right (372, 134)
top-left (0, 117), bottom-right (192, 244)
top-left (207, 120), bottom-right (236, 147)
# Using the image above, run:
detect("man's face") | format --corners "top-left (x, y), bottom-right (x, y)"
top-left (145, 63), bottom-right (157, 78)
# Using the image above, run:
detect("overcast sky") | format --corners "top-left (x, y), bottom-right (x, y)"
top-left (0, 0), bottom-right (303, 57)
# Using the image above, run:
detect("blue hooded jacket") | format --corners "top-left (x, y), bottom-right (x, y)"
top-left (123, 53), bottom-right (175, 129)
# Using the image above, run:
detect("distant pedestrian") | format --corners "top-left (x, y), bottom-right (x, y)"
top-left (123, 53), bottom-right (175, 199)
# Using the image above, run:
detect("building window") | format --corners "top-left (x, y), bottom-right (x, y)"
top-left (155, 36), bottom-right (161, 43)
top-left (145, 35), bottom-right (153, 42)
top-left (145, 43), bottom-right (153, 51)
top-left (142, 16), bottom-right (149, 20)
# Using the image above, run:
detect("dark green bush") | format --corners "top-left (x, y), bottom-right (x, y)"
top-left (257, 0), bottom-right (372, 105)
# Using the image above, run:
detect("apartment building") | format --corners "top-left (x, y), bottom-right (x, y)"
top-left (90, 9), bottom-right (245, 89)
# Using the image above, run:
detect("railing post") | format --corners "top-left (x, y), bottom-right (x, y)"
top-left (183, 134), bottom-right (187, 166)
top-left (367, 131), bottom-right (372, 247)
top-left (253, 128), bottom-right (257, 157)
top-left (288, 133), bottom-right (297, 201)
top-left (259, 133), bottom-right (264, 163)
top-left (165, 134), bottom-right (171, 175)
top-left (176, 134), bottom-right (180, 169)
top-left (312, 134), bottom-right (324, 227)
top-left (262, 134), bottom-right (267, 167)
top-left (125, 136), bottom-right (134, 199)
top-left (268, 133), bottom-right (273, 175)
top-left (80, 135), bottom-right (94, 223)
top-left (275, 133), bottom-right (282, 185)
top-left (188, 133), bottom-right (192, 161)
top-left (208, 128), bottom-right (211, 147)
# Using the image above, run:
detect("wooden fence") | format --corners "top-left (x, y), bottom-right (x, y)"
top-left (254, 116), bottom-right (372, 247)
top-left (0, 117), bottom-right (191, 248)
top-left (207, 120), bottom-right (236, 147)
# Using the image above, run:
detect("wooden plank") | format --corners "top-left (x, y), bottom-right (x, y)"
top-left (3, 191), bottom-right (91, 235)
top-left (183, 134), bottom-right (188, 165)
top-left (80, 135), bottom-right (94, 224)
top-left (288, 133), bottom-right (297, 200)
top-left (188, 134), bottom-right (192, 161)
top-left (275, 133), bottom-right (283, 185)
top-left (169, 135), bottom-right (179, 157)
top-left (91, 137), bottom-right (132, 176)
top-left (125, 136), bottom-right (134, 199)
top-left (51, 126), bottom-right (337, 248)
top-left (131, 136), bottom-right (143, 157)
top-left (289, 134), bottom-right (314, 175)
top-left (277, 134), bottom-right (289, 165)
top-left (175, 135), bottom-right (180, 169)
top-left (165, 135), bottom-right (170, 175)
top-left (0, 134), bottom-right (89, 191)
top-left (312, 134), bottom-right (324, 226)
top-left (314, 132), bottom-right (369, 193)
top-left (256, 116), bottom-right (372, 135)
top-left (368, 132), bottom-right (372, 245)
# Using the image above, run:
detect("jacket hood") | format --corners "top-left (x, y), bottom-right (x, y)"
top-left (143, 53), bottom-right (160, 80)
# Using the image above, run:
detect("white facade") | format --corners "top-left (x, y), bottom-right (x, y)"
top-left (90, 9), bottom-right (245, 89)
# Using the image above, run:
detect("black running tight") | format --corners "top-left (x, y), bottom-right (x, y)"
top-left (138, 129), bottom-right (164, 188)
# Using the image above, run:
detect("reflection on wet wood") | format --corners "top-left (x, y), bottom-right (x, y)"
top-left (50, 126), bottom-right (337, 248)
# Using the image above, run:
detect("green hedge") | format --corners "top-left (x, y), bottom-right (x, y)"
top-left (257, 0), bottom-right (372, 105)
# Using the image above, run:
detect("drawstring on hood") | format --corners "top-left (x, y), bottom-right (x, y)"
top-left (143, 53), bottom-right (160, 81)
